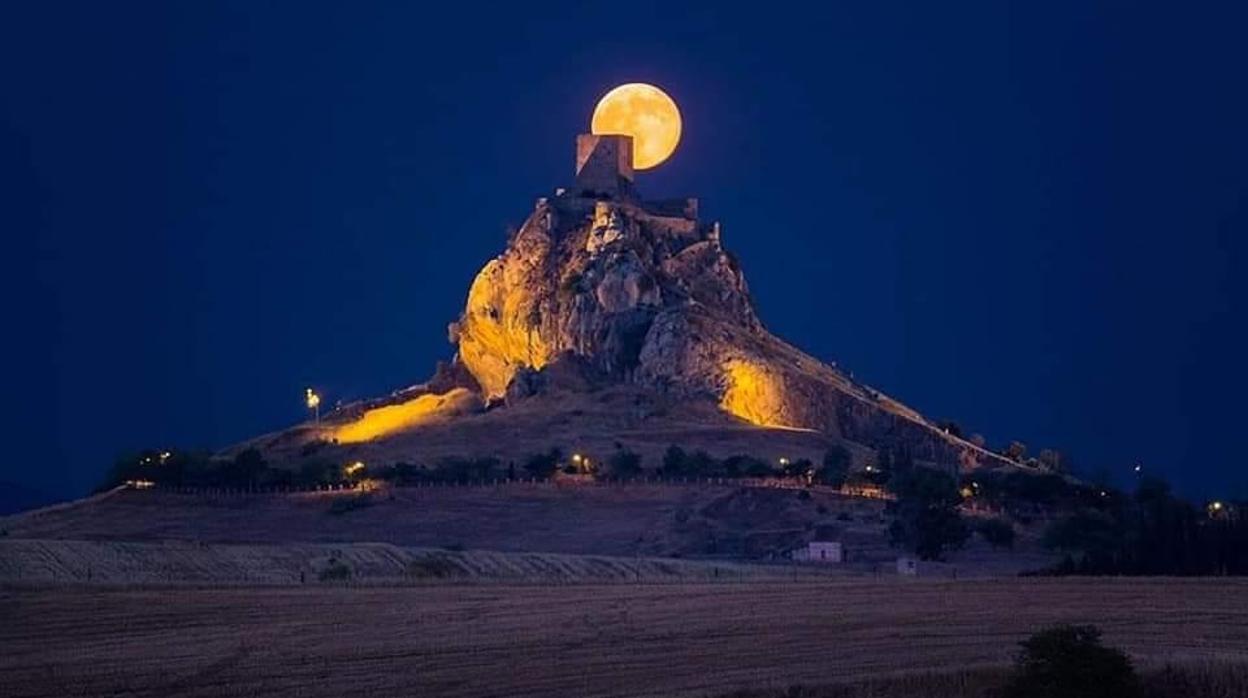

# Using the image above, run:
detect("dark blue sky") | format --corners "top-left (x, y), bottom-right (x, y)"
top-left (4, 2), bottom-right (1245, 500)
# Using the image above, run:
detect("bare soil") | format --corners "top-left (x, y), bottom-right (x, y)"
top-left (3, 578), bottom-right (1246, 698)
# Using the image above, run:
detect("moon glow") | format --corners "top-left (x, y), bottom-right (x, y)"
top-left (591, 83), bottom-right (682, 170)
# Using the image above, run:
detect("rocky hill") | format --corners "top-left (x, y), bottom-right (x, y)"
top-left (236, 134), bottom-right (1016, 475)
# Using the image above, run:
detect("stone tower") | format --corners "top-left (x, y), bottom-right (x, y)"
top-left (574, 133), bottom-right (634, 198)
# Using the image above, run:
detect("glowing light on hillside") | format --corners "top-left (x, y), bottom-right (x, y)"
top-left (306, 388), bottom-right (322, 423)
top-left (345, 461), bottom-right (365, 476)
top-left (333, 388), bottom-right (477, 444)
top-left (720, 360), bottom-right (792, 429)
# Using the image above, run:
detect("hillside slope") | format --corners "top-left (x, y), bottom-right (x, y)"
top-left (230, 141), bottom-right (1019, 477)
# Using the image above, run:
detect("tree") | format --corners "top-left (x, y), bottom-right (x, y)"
top-left (818, 446), bottom-right (851, 488)
top-left (1037, 448), bottom-right (1068, 474)
top-left (523, 449), bottom-right (562, 478)
top-left (977, 517), bottom-right (1016, 550)
top-left (1004, 625), bottom-right (1140, 698)
top-left (661, 446), bottom-right (718, 477)
top-left (1042, 509), bottom-right (1124, 571)
top-left (662, 446), bottom-right (688, 475)
top-left (1005, 441), bottom-right (1028, 461)
top-left (607, 448), bottom-right (643, 477)
top-left (223, 448), bottom-right (267, 488)
top-left (887, 467), bottom-right (970, 560)
top-left (938, 420), bottom-right (964, 438)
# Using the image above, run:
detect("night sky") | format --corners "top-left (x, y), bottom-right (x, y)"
top-left (4, 2), bottom-right (1245, 502)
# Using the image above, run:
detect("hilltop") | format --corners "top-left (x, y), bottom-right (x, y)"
top-left (229, 133), bottom-right (1020, 478)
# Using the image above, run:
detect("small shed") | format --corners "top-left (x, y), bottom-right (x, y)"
top-left (896, 556), bottom-right (918, 576)
top-left (792, 540), bottom-right (843, 563)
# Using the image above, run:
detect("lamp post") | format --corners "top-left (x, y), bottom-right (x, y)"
top-left (305, 388), bottom-right (321, 423)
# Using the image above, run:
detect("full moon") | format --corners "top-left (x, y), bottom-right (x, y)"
top-left (591, 83), bottom-right (682, 170)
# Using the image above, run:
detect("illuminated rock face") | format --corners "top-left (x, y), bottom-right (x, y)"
top-left (447, 162), bottom-right (998, 469)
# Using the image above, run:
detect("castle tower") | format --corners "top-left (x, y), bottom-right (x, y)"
top-left (574, 134), bottom-right (634, 198)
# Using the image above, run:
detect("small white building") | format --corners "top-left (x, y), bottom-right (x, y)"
top-left (792, 540), bottom-right (843, 563)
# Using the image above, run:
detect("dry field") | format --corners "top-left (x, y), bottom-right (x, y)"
top-left (0, 538), bottom-right (836, 586)
top-left (3, 577), bottom-right (1247, 698)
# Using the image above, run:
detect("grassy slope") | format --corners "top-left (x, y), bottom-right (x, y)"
top-left (233, 385), bottom-right (864, 472)
top-left (3, 578), bottom-right (1246, 698)
top-left (0, 484), bottom-right (1054, 574)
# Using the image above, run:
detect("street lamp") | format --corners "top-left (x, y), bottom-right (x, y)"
top-left (305, 388), bottom-right (321, 423)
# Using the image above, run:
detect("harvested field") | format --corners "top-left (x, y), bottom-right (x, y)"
top-left (0, 539), bottom-right (833, 586)
top-left (3, 578), bottom-right (1246, 698)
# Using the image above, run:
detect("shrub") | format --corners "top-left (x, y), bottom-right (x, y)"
top-left (607, 448), bottom-right (643, 477)
top-left (318, 558), bottom-right (352, 582)
top-left (1004, 624), bottom-right (1140, 698)
top-left (662, 445), bottom-right (689, 474)
top-left (1005, 441), bottom-right (1028, 461)
top-left (406, 553), bottom-right (462, 579)
top-left (782, 458), bottom-right (814, 479)
top-left (819, 446), bottom-right (851, 487)
top-left (977, 517), bottom-right (1016, 549)
top-left (432, 456), bottom-right (500, 482)
top-left (523, 449), bottom-right (562, 478)
top-left (723, 455), bottom-right (773, 478)
top-left (661, 446), bottom-right (719, 477)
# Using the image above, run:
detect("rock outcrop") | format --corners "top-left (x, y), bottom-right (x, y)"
top-left (447, 176), bottom-right (1008, 471)
top-left (237, 134), bottom-right (1016, 474)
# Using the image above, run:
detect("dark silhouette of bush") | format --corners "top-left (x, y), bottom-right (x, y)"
top-left (818, 446), bottom-right (851, 487)
top-left (318, 558), bottom-right (352, 582)
top-left (406, 553), bottom-right (463, 579)
top-left (781, 458), bottom-right (814, 479)
top-left (977, 517), bottom-right (1016, 549)
top-left (607, 448), bottom-right (643, 477)
top-left (523, 448), bottom-right (562, 478)
top-left (661, 446), bottom-right (718, 477)
top-left (722, 455), bottom-right (773, 478)
top-left (1004, 624), bottom-right (1140, 698)
top-left (887, 467), bottom-right (969, 560)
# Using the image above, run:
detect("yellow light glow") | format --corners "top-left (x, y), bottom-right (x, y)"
top-left (345, 461), bottom-right (365, 476)
top-left (720, 359), bottom-right (793, 428)
top-left (305, 388), bottom-right (321, 409)
top-left (333, 388), bottom-right (477, 444)
top-left (457, 258), bottom-right (555, 399)
top-left (591, 83), bottom-right (682, 170)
